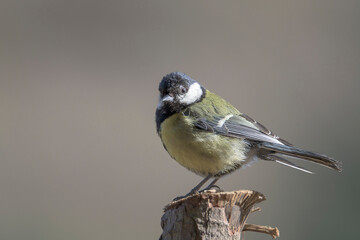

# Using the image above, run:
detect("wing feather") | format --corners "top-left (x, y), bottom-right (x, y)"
top-left (193, 114), bottom-right (291, 145)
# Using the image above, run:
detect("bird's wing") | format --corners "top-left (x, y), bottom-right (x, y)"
top-left (193, 113), bottom-right (292, 146)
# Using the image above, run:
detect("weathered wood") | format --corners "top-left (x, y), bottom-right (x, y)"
top-left (243, 224), bottom-right (279, 239)
top-left (160, 190), bottom-right (279, 240)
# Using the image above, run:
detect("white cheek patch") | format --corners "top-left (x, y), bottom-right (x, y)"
top-left (179, 82), bottom-right (203, 105)
top-left (157, 95), bottom-right (174, 109)
top-left (217, 114), bottom-right (234, 127)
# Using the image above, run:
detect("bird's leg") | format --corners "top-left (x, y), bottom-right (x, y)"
top-left (173, 174), bottom-right (212, 201)
top-left (189, 174), bottom-right (213, 194)
top-left (199, 176), bottom-right (222, 193)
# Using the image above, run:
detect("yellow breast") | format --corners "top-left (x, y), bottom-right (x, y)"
top-left (160, 113), bottom-right (247, 176)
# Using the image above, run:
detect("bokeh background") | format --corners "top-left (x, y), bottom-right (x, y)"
top-left (1, 0), bottom-right (359, 239)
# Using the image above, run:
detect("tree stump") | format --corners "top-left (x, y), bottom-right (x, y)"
top-left (160, 190), bottom-right (279, 240)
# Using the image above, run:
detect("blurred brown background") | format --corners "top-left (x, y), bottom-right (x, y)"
top-left (1, 0), bottom-right (359, 239)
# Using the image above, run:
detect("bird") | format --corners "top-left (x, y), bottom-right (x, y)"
top-left (155, 72), bottom-right (342, 199)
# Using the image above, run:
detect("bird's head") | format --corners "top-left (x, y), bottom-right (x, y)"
top-left (157, 72), bottom-right (206, 113)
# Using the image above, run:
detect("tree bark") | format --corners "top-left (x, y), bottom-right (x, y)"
top-left (160, 190), bottom-right (279, 240)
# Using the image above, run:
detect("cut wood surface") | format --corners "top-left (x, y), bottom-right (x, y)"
top-left (160, 190), bottom-right (279, 240)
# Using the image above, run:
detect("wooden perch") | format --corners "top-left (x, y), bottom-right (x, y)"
top-left (160, 190), bottom-right (279, 240)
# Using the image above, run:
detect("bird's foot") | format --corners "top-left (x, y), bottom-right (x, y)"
top-left (172, 189), bottom-right (199, 202)
top-left (199, 184), bottom-right (223, 193)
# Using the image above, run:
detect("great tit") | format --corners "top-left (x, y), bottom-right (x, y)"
top-left (156, 72), bottom-right (342, 198)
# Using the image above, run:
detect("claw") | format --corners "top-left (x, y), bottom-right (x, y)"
top-left (172, 190), bottom-right (199, 201)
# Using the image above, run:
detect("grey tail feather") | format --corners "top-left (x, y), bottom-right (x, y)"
top-left (266, 155), bottom-right (314, 174)
top-left (260, 142), bottom-right (342, 172)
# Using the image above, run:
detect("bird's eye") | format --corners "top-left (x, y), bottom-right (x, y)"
top-left (180, 86), bottom-right (186, 94)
